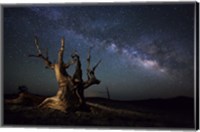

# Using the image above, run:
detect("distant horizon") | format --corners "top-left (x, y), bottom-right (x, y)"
top-left (3, 87), bottom-right (194, 101)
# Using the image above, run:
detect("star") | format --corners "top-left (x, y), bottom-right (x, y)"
top-left (3, 4), bottom-right (195, 100)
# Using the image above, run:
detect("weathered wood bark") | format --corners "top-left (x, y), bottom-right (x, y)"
top-left (29, 37), bottom-right (101, 112)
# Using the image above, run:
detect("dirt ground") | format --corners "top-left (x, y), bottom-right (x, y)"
top-left (3, 95), bottom-right (195, 130)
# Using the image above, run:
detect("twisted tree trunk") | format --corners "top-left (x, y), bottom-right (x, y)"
top-left (29, 37), bottom-right (101, 112)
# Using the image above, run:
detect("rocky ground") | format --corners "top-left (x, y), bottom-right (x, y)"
top-left (3, 94), bottom-right (195, 130)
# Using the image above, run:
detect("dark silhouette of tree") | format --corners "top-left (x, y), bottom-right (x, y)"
top-left (5, 85), bottom-right (45, 106)
top-left (106, 86), bottom-right (110, 100)
top-left (29, 37), bottom-right (101, 112)
top-left (18, 85), bottom-right (28, 93)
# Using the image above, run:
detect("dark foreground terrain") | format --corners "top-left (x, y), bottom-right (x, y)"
top-left (3, 94), bottom-right (194, 129)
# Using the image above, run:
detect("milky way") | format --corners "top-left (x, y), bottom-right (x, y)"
top-left (3, 3), bottom-right (195, 100)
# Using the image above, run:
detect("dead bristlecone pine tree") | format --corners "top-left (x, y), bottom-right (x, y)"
top-left (29, 36), bottom-right (101, 112)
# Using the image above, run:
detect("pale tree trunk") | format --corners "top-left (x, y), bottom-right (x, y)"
top-left (29, 37), bottom-right (101, 112)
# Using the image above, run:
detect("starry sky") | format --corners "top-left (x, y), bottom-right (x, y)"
top-left (3, 3), bottom-right (195, 100)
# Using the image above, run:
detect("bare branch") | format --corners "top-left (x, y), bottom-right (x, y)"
top-left (92, 59), bottom-right (102, 71)
top-left (29, 54), bottom-right (54, 69)
top-left (61, 37), bottom-right (64, 51)
top-left (34, 36), bottom-right (42, 55)
top-left (29, 37), bottom-right (54, 69)
top-left (86, 47), bottom-right (92, 79)
top-left (87, 48), bottom-right (91, 67)
top-left (72, 52), bottom-right (83, 84)
top-left (84, 48), bottom-right (101, 89)
top-left (71, 50), bottom-right (79, 59)
top-left (83, 77), bottom-right (101, 89)
top-left (28, 54), bottom-right (40, 58)
top-left (106, 86), bottom-right (110, 100)
top-left (63, 60), bottom-right (74, 69)
top-left (58, 37), bottom-right (65, 65)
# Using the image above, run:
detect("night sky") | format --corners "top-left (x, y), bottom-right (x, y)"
top-left (4, 3), bottom-right (195, 100)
